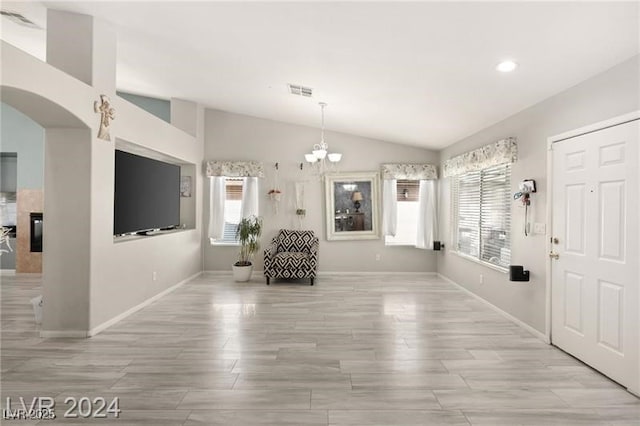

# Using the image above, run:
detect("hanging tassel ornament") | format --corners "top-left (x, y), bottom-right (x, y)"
top-left (268, 162), bottom-right (282, 214)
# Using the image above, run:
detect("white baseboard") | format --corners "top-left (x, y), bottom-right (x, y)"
top-left (40, 330), bottom-right (89, 338)
top-left (203, 270), bottom-right (438, 276)
top-left (319, 271), bottom-right (438, 276)
top-left (203, 270), bottom-right (264, 275)
top-left (437, 273), bottom-right (549, 343)
top-left (86, 271), bottom-right (202, 337)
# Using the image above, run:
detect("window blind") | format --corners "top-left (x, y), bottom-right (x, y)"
top-left (225, 178), bottom-right (243, 200)
top-left (453, 163), bottom-right (511, 268)
top-left (396, 180), bottom-right (420, 202)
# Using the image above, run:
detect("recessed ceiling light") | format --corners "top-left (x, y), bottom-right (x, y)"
top-left (496, 60), bottom-right (518, 73)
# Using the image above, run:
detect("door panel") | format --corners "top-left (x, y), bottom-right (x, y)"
top-left (563, 271), bottom-right (584, 335)
top-left (597, 280), bottom-right (623, 354)
top-left (599, 180), bottom-right (625, 261)
top-left (564, 184), bottom-right (586, 254)
top-left (551, 119), bottom-right (638, 393)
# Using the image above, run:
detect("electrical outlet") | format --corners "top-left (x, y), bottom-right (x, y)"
top-left (533, 223), bottom-right (546, 235)
top-left (479, 274), bottom-right (484, 285)
top-left (375, 253), bottom-right (381, 261)
top-left (152, 271), bottom-right (157, 281)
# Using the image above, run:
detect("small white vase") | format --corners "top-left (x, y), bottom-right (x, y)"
top-left (232, 264), bottom-right (253, 282)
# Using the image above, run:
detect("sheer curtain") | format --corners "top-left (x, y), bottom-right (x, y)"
top-left (382, 179), bottom-right (398, 236)
top-left (208, 176), bottom-right (226, 240)
top-left (240, 177), bottom-right (259, 218)
top-left (416, 179), bottom-right (437, 249)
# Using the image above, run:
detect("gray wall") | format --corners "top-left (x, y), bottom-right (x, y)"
top-left (0, 103), bottom-right (44, 189)
top-left (438, 55), bottom-right (640, 333)
top-left (204, 109), bottom-right (440, 273)
top-left (117, 92), bottom-right (171, 123)
top-left (0, 154), bottom-right (17, 192)
top-left (0, 154), bottom-right (17, 269)
top-left (1, 103), bottom-right (44, 270)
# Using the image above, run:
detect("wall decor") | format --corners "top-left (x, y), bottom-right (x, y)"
top-left (324, 172), bottom-right (380, 241)
top-left (267, 162), bottom-right (282, 213)
top-left (93, 94), bottom-right (115, 141)
top-left (0, 226), bottom-right (13, 256)
top-left (180, 176), bottom-right (192, 197)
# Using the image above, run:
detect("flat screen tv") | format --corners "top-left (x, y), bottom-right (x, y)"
top-left (114, 150), bottom-right (180, 235)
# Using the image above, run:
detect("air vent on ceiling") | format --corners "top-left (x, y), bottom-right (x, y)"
top-left (288, 83), bottom-right (313, 98)
top-left (1, 10), bottom-right (41, 29)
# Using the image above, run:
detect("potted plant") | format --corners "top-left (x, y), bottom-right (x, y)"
top-left (232, 215), bottom-right (263, 282)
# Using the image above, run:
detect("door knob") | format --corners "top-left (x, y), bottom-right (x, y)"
top-left (549, 252), bottom-right (560, 260)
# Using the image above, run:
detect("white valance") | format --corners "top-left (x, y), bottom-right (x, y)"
top-left (442, 137), bottom-right (517, 177)
top-left (381, 163), bottom-right (438, 180)
top-left (205, 161), bottom-right (265, 178)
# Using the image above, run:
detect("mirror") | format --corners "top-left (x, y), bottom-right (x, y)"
top-left (324, 172), bottom-right (380, 241)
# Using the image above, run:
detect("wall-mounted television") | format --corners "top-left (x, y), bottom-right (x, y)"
top-left (114, 150), bottom-right (180, 235)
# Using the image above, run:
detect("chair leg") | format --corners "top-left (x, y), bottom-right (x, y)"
top-left (266, 277), bottom-right (270, 285)
top-left (310, 277), bottom-right (314, 286)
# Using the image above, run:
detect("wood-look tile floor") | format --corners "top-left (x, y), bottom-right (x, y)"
top-left (1, 272), bottom-right (638, 425)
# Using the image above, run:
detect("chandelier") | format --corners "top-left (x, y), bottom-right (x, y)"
top-left (304, 102), bottom-right (341, 175)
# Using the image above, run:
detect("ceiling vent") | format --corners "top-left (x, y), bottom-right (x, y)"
top-left (288, 83), bottom-right (313, 98)
top-left (0, 10), bottom-right (41, 29)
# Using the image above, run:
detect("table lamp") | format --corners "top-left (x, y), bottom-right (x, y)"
top-left (352, 191), bottom-right (363, 213)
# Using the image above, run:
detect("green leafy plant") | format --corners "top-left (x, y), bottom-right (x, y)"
top-left (234, 215), bottom-right (263, 266)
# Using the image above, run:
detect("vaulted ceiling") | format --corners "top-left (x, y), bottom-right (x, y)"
top-left (2, 1), bottom-right (638, 149)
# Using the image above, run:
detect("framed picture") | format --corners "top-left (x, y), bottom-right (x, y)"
top-left (180, 176), bottom-right (192, 197)
top-left (324, 171), bottom-right (380, 241)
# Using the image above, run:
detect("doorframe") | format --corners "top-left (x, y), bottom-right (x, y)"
top-left (545, 110), bottom-right (640, 394)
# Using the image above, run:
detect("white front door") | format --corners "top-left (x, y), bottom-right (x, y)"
top-left (551, 118), bottom-right (639, 393)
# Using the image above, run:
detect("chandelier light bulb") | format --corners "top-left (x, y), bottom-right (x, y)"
top-left (328, 153), bottom-right (342, 162)
top-left (313, 149), bottom-right (327, 159)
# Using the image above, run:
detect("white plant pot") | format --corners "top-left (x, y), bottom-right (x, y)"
top-left (232, 264), bottom-right (253, 282)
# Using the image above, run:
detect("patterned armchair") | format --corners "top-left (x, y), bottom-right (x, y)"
top-left (264, 229), bottom-right (319, 285)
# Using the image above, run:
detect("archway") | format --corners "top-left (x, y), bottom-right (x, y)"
top-left (1, 86), bottom-right (92, 334)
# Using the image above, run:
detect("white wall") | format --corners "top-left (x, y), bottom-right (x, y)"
top-left (438, 55), bottom-right (640, 333)
top-left (44, 129), bottom-right (91, 331)
top-left (204, 109), bottom-right (440, 273)
top-left (2, 39), bottom-right (204, 335)
top-left (89, 94), bottom-right (204, 332)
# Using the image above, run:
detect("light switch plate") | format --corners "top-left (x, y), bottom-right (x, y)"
top-left (533, 223), bottom-right (546, 235)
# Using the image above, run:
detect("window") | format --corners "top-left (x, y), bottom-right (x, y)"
top-left (452, 163), bottom-right (511, 269)
top-left (385, 180), bottom-right (419, 246)
top-left (218, 178), bottom-right (243, 244)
